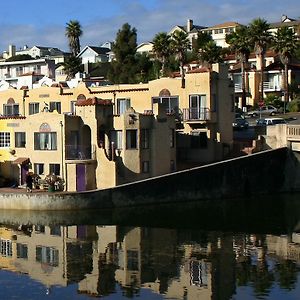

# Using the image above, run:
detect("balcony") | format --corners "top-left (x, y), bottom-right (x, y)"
top-left (182, 108), bottom-right (210, 122)
top-left (65, 144), bottom-right (96, 160)
top-left (287, 125), bottom-right (300, 141)
top-left (263, 82), bottom-right (282, 92)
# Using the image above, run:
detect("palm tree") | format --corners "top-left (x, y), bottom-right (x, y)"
top-left (152, 32), bottom-right (171, 77)
top-left (60, 56), bottom-right (82, 80)
top-left (226, 25), bottom-right (251, 108)
top-left (272, 26), bottom-right (299, 106)
top-left (65, 20), bottom-right (83, 56)
top-left (199, 40), bottom-right (224, 69)
top-left (249, 18), bottom-right (272, 104)
top-left (171, 31), bottom-right (191, 88)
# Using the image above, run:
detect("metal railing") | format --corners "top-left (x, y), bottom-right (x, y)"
top-left (263, 82), bottom-right (282, 91)
top-left (182, 108), bottom-right (210, 121)
top-left (65, 144), bottom-right (96, 160)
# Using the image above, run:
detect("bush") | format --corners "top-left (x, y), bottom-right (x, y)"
top-left (286, 99), bottom-right (300, 112)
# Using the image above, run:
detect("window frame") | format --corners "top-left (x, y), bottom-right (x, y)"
top-left (15, 132), bottom-right (26, 148)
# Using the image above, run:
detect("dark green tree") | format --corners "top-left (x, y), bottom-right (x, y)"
top-left (65, 20), bottom-right (82, 56)
top-left (108, 23), bottom-right (138, 84)
top-left (272, 26), bottom-right (299, 105)
top-left (152, 32), bottom-right (172, 77)
top-left (171, 31), bottom-right (190, 88)
top-left (199, 40), bottom-right (224, 69)
top-left (249, 18), bottom-right (272, 103)
top-left (60, 56), bottom-right (82, 80)
top-left (226, 25), bottom-right (252, 108)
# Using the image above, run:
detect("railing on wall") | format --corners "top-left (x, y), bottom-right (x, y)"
top-left (65, 144), bottom-right (96, 160)
top-left (287, 125), bottom-right (300, 141)
top-left (182, 108), bottom-right (210, 121)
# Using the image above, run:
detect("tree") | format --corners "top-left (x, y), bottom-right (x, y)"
top-left (199, 40), bottom-right (224, 69)
top-left (108, 23), bottom-right (138, 84)
top-left (249, 18), bottom-right (272, 103)
top-left (60, 56), bottom-right (82, 80)
top-left (65, 20), bottom-right (82, 56)
top-left (171, 31), bottom-right (191, 88)
top-left (6, 54), bottom-right (34, 62)
top-left (226, 25), bottom-right (252, 108)
top-left (195, 31), bottom-right (212, 51)
top-left (152, 32), bottom-right (172, 77)
top-left (272, 26), bottom-right (299, 106)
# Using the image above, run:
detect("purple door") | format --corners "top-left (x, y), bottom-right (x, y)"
top-left (76, 164), bottom-right (86, 192)
top-left (21, 164), bottom-right (29, 185)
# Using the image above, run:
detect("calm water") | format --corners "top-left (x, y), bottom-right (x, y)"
top-left (1, 194), bottom-right (300, 300)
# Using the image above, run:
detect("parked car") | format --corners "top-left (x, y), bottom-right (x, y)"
top-left (233, 117), bottom-right (249, 130)
top-left (256, 117), bottom-right (286, 126)
top-left (247, 105), bottom-right (278, 117)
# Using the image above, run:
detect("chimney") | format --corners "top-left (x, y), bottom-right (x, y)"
top-left (8, 45), bottom-right (16, 58)
top-left (187, 19), bottom-right (193, 32)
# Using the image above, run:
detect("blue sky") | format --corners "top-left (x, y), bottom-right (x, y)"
top-left (0, 0), bottom-right (299, 53)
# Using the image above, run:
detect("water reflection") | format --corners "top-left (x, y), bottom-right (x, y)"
top-left (0, 193), bottom-right (300, 299)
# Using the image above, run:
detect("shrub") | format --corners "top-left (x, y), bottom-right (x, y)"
top-left (286, 99), bottom-right (300, 112)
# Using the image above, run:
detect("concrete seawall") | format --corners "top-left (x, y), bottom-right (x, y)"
top-left (0, 147), bottom-right (299, 210)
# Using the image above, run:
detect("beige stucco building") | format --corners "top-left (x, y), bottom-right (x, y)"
top-left (0, 63), bottom-right (234, 192)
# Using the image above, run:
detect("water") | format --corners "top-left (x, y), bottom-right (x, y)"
top-left (0, 193), bottom-right (300, 299)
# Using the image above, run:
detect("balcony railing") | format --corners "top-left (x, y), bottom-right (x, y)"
top-left (182, 108), bottom-right (210, 121)
top-left (263, 82), bottom-right (282, 92)
top-left (65, 144), bottom-right (96, 160)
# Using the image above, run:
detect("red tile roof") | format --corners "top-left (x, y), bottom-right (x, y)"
top-left (76, 97), bottom-right (112, 106)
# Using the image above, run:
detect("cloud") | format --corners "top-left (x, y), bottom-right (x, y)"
top-left (0, 0), bottom-right (299, 53)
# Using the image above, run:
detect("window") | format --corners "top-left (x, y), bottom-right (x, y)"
top-left (34, 132), bottom-right (57, 150)
top-left (36, 246), bottom-right (59, 267)
top-left (0, 239), bottom-right (12, 257)
top-left (214, 28), bottom-right (223, 34)
top-left (141, 129), bottom-right (150, 149)
top-left (225, 27), bottom-right (234, 33)
top-left (170, 160), bottom-right (175, 172)
top-left (3, 103), bottom-right (19, 116)
top-left (49, 164), bottom-right (60, 175)
top-left (152, 96), bottom-right (179, 115)
top-left (15, 132), bottom-right (26, 148)
top-left (127, 250), bottom-right (139, 271)
top-left (35, 225), bottom-right (45, 233)
top-left (170, 129), bottom-right (175, 148)
top-left (111, 130), bottom-right (122, 149)
top-left (189, 95), bottom-right (207, 119)
top-left (17, 243), bottom-right (28, 259)
top-left (0, 132), bottom-right (10, 147)
top-left (29, 103), bottom-right (39, 115)
top-left (33, 65), bottom-right (41, 73)
top-left (142, 161), bottom-right (149, 173)
top-left (50, 226), bottom-right (61, 236)
top-left (34, 163), bottom-right (44, 175)
top-left (16, 66), bottom-right (23, 76)
top-left (49, 102), bottom-right (61, 113)
top-left (117, 98), bottom-right (130, 114)
top-left (70, 101), bottom-right (76, 115)
top-left (126, 130), bottom-right (137, 149)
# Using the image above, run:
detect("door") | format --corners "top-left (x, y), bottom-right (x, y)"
top-left (76, 164), bottom-right (86, 192)
top-left (21, 164), bottom-right (29, 185)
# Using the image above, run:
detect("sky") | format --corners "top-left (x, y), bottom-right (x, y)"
top-left (0, 0), bottom-right (299, 53)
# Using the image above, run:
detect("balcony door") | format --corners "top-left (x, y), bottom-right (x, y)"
top-left (189, 95), bottom-right (206, 119)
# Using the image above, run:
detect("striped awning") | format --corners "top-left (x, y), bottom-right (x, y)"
top-left (12, 157), bottom-right (30, 165)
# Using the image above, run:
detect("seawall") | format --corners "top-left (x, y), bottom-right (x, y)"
top-left (0, 147), bottom-right (299, 210)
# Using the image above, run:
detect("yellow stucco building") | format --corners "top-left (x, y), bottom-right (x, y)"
top-left (0, 63), bottom-right (234, 192)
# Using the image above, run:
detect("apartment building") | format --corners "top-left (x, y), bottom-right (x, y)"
top-left (0, 63), bottom-right (233, 191)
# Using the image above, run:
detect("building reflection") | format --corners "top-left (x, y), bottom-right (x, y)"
top-left (1, 223), bottom-right (300, 299)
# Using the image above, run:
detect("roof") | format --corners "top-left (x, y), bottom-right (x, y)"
top-left (12, 157), bottom-right (30, 165)
top-left (78, 46), bottom-right (110, 57)
top-left (76, 97), bottom-right (112, 106)
top-left (270, 19), bottom-right (300, 28)
top-left (205, 22), bottom-right (241, 29)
